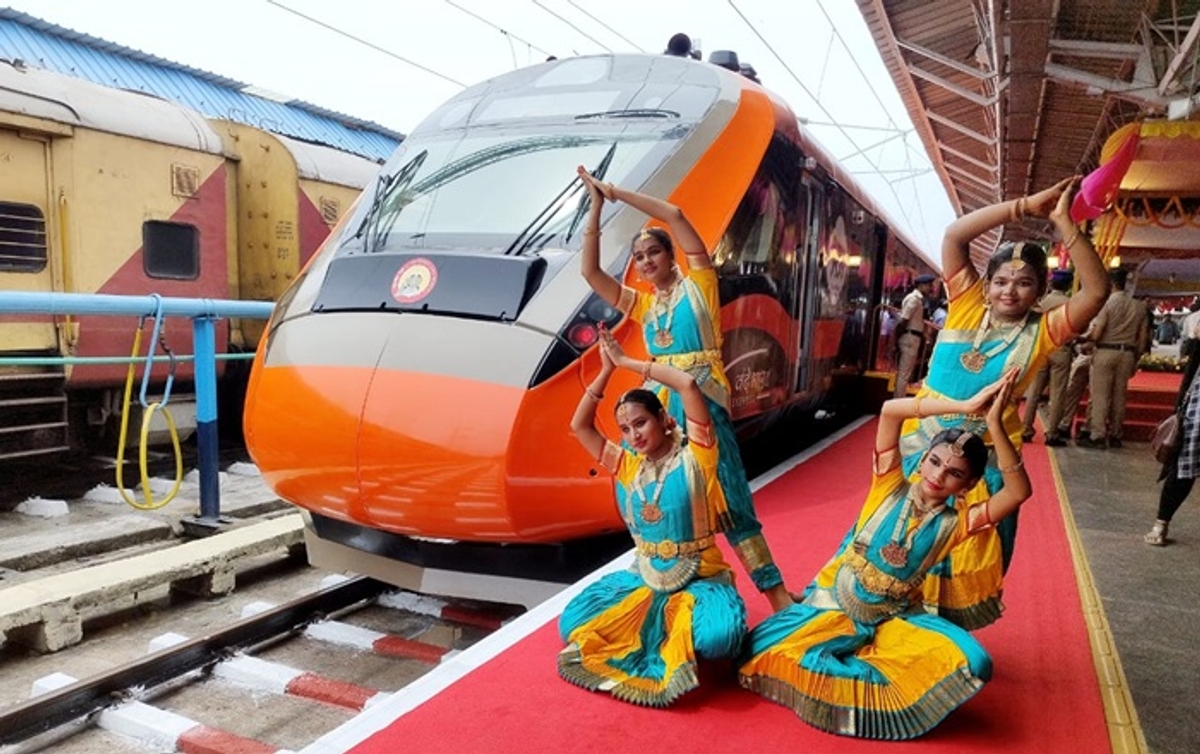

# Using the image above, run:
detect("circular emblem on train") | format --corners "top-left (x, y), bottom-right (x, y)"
top-left (391, 257), bottom-right (438, 304)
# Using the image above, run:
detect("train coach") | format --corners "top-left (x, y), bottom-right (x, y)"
top-left (243, 53), bottom-right (939, 601)
top-left (0, 60), bottom-right (378, 461)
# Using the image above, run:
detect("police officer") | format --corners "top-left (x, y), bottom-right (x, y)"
top-left (1079, 268), bottom-right (1149, 448)
top-left (1021, 269), bottom-right (1074, 445)
top-left (893, 274), bottom-right (935, 398)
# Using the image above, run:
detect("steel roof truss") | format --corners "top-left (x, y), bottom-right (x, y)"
top-left (907, 63), bottom-right (1000, 107)
top-left (944, 161), bottom-right (998, 190)
top-left (1157, 13), bottom-right (1200, 96)
top-left (1047, 39), bottom-right (1145, 61)
top-left (1044, 62), bottom-right (1168, 109)
top-left (938, 141), bottom-right (999, 174)
top-left (926, 110), bottom-right (998, 146)
top-left (895, 37), bottom-right (995, 81)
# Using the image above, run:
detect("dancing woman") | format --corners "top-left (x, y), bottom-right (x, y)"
top-left (902, 178), bottom-right (1109, 629)
top-left (739, 370), bottom-right (1030, 739)
top-left (559, 328), bottom-right (748, 706)
top-left (576, 166), bottom-right (791, 612)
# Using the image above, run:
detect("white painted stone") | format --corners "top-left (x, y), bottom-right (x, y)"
top-left (141, 477), bottom-right (180, 496)
top-left (226, 462), bottom-right (260, 477)
top-left (319, 573), bottom-right (351, 589)
top-left (213, 655), bottom-right (300, 693)
top-left (184, 468), bottom-right (229, 486)
top-left (31, 671), bottom-right (77, 696)
top-left (305, 620), bottom-right (384, 650)
top-left (16, 497), bottom-right (69, 518)
top-left (98, 700), bottom-right (195, 750)
top-left (81, 484), bottom-right (130, 505)
top-left (241, 600), bottom-right (276, 618)
top-left (148, 632), bottom-right (189, 653)
top-left (377, 590), bottom-right (447, 616)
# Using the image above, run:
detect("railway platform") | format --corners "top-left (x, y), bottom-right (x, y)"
top-left (286, 413), bottom-right (1195, 754)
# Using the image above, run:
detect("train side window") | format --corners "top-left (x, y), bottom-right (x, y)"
top-left (0, 202), bottom-right (48, 272)
top-left (143, 221), bottom-right (200, 280)
top-left (712, 136), bottom-right (799, 310)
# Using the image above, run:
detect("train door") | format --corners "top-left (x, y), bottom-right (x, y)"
top-left (0, 127), bottom-right (58, 351)
top-left (793, 177), bottom-right (823, 393)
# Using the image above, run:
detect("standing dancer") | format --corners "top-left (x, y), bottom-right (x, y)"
top-left (576, 167), bottom-right (791, 612)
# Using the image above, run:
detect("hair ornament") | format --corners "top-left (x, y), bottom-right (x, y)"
top-left (950, 433), bottom-right (971, 457)
top-left (1009, 242), bottom-right (1027, 271)
top-left (637, 229), bottom-right (655, 242)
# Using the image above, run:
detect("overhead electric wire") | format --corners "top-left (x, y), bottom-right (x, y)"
top-left (532, 0), bottom-right (613, 51)
top-left (725, 2), bottom-right (906, 209)
top-left (814, 0), bottom-right (931, 238)
top-left (443, 0), bottom-right (557, 60)
top-left (566, 0), bottom-right (645, 52)
top-left (728, 0), bottom-right (938, 250)
top-left (266, 0), bottom-right (466, 86)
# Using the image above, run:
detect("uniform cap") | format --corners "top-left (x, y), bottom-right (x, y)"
top-left (914, 274), bottom-right (936, 284)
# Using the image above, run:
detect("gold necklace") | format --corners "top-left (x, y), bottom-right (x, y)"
top-left (649, 276), bottom-right (681, 350)
top-left (878, 488), bottom-right (943, 568)
top-left (959, 309), bottom-right (1030, 373)
top-left (632, 446), bottom-right (679, 524)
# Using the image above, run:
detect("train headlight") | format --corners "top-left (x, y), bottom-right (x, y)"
top-left (529, 291), bottom-right (625, 387)
top-left (566, 323), bottom-right (600, 349)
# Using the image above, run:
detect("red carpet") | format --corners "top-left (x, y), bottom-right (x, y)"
top-left (348, 423), bottom-right (1110, 754)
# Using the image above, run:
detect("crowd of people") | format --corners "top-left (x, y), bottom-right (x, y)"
top-left (549, 32), bottom-right (1189, 741)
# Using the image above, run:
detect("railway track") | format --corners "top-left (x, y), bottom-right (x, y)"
top-left (0, 573), bottom-right (521, 753)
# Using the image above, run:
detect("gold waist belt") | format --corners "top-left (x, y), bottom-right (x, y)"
top-left (634, 534), bottom-right (715, 560)
top-left (653, 349), bottom-right (722, 371)
top-left (845, 547), bottom-right (923, 600)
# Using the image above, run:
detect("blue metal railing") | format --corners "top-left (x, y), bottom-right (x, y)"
top-left (0, 291), bottom-right (274, 528)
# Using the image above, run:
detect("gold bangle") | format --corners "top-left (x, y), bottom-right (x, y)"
top-left (585, 387), bottom-right (604, 401)
top-left (999, 459), bottom-right (1024, 474)
top-left (582, 228), bottom-right (600, 236)
top-left (1009, 199), bottom-right (1020, 222)
top-left (642, 361), bottom-right (652, 381)
top-left (1062, 229), bottom-right (1081, 248)
top-left (913, 394), bottom-right (923, 418)
top-left (1017, 196), bottom-right (1027, 218)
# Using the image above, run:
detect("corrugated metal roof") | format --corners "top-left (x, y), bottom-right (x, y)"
top-left (0, 8), bottom-right (401, 162)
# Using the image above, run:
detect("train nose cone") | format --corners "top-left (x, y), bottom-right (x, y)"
top-left (355, 364), bottom-right (526, 538)
top-left (246, 311), bottom-right (567, 541)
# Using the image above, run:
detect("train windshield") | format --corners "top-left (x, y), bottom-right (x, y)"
top-left (340, 125), bottom-right (685, 255)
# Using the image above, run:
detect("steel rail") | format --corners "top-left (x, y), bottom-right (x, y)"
top-left (0, 575), bottom-right (389, 746)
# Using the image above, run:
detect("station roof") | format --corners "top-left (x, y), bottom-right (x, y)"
top-left (856, 0), bottom-right (1200, 279)
top-left (0, 8), bottom-right (401, 162)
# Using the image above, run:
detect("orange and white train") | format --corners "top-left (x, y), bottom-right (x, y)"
top-left (243, 54), bottom-right (938, 603)
top-left (0, 61), bottom-right (378, 461)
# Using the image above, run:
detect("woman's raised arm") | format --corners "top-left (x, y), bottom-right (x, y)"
top-left (576, 167), bottom-right (623, 306)
top-left (942, 177), bottom-right (1075, 281)
top-left (596, 178), bottom-right (710, 268)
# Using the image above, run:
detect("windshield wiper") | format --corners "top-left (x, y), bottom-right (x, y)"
top-left (565, 142), bottom-right (617, 242)
top-left (503, 175), bottom-right (584, 257)
top-left (575, 108), bottom-right (680, 120)
top-left (350, 150), bottom-right (428, 253)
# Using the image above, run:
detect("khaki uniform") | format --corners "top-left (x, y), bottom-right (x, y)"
top-left (894, 288), bottom-right (926, 398)
top-left (1021, 289), bottom-right (1072, 438)
top-left (1086, 290), bottom-right (1149, 441)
